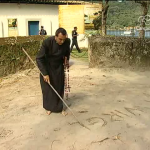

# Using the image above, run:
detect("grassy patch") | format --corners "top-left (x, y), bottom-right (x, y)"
top-left (70, 48), bottom-right (88, 62)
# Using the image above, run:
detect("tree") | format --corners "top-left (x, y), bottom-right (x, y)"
top-left (101, 0), bottom-right (109, 36)
top-left (12, 19), bottom-right (17, 29)
top-left (93, 11), bottom-right (102, 30)
top-left (107, 1), bottom-right (141, 29)
top-left (135, 1), bottom-right (150, 38)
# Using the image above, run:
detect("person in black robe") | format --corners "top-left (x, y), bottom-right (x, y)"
top-left (36, 28), bottom-right (70, 115)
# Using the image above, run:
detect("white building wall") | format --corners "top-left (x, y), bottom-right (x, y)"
top-left (0, 3), bottom-right (59, 37)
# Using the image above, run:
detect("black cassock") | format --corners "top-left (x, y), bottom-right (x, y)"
top-left (36, 36), bottom-right (70, 112)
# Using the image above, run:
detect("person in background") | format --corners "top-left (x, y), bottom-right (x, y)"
top-left (70, 27), bottom-right (81, 53)
top-left (39, 26), bottom-right (47, 35)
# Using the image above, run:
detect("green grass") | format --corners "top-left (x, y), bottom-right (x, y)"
top-left (70, 48), bottom-right (88, 62)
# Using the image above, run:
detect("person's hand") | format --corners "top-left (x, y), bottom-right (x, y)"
top-left (43, 75), bottom-right (50, 84)
top-left (64, 57), bottom-right (69, 67)
top-left (65, 60), bottom-right (69, 67)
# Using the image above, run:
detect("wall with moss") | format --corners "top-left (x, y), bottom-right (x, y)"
top-left (0, 35), bottom-right (47, 77)
top-left (88, 36), bottom-right (150, 68)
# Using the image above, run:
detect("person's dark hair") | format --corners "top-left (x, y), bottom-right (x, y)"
top-left (74, 27), bottom-right (77, 29)
top-left (55, 28), bottom-right (67, 36)
top-left (41, 26), bottom-right (44, 29)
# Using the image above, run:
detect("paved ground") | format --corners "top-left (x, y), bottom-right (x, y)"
top-left (0, 58), bottom-right (150, 150)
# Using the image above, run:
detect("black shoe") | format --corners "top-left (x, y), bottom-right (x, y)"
top-left (78, 50), bottom-right (81, 53)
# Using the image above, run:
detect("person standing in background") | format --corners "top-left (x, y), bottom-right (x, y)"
top-left (70, 27), bottom-right (81, 53)
top-left (39, 26), bottom-right (47, 35)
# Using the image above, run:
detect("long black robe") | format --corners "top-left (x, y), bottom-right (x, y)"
top-left (36, 36), bottom-right (70, 112)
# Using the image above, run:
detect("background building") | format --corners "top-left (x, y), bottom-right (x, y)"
top-left (0, 0), bottom-right (102, 47)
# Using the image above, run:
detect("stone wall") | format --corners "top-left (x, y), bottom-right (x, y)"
top-left (88, 36), bottom-right (150, 68)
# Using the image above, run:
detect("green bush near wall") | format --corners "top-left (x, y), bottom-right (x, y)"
top-left (0, 35), bottom-right (47, 77)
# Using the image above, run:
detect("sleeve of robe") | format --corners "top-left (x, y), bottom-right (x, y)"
top-left (36, 39), bottom-right (49, 76)
top-left (65, 38), bottom-right (71, 60)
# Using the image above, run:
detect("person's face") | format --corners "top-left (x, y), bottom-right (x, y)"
top-left (75, 28), bottom-right (77, 31)
top-left (55, 33), bottom-right (67, 45)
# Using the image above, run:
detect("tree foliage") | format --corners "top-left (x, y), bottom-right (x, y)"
top-left (107, 1), bottom-right (142, 29)
top-left (92, 1), bottom-right (150, 30)
top-left (93, 11), bottom-right (102, 30)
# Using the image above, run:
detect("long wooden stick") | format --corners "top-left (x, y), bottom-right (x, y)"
top-left (22, 47), bottom-right (90, 130)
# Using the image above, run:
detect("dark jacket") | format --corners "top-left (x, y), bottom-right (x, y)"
top-left (40, 29), bottom-right (47, 35)
top-left (72, 30), bottom-right (77, 40)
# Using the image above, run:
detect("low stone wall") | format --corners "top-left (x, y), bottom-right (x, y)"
top-left (88, 36), bottom-right (150, 68)
top-left (0, 35), bottom-right (46, 77)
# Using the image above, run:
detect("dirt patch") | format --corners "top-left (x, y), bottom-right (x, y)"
top-left (0, 59), bottom-right (150, 150)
